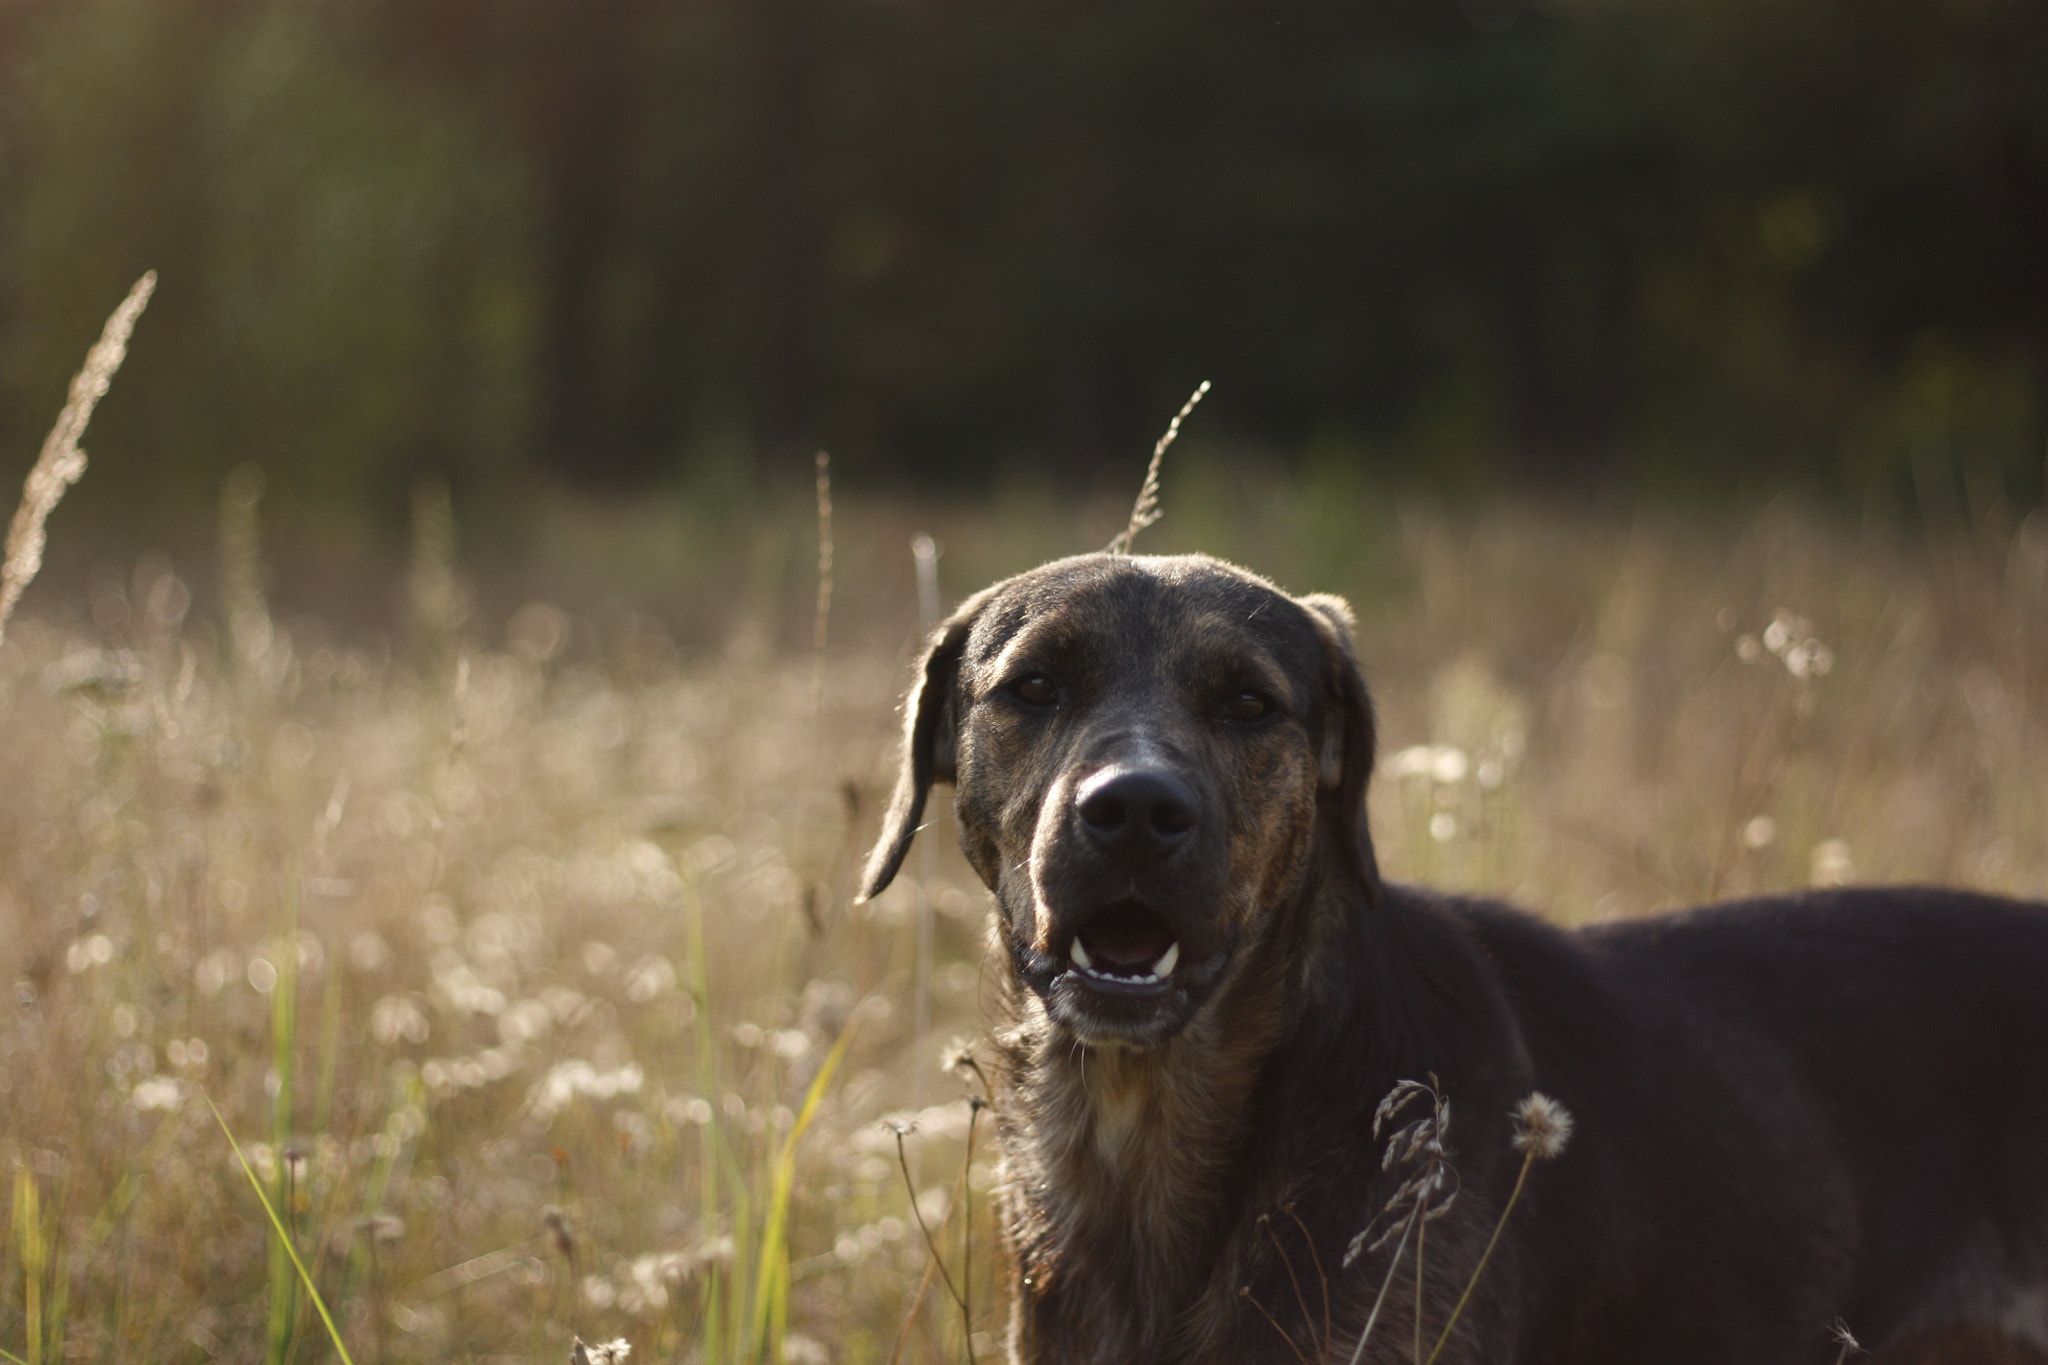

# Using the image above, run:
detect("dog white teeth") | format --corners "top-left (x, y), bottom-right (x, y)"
top-left (1152, 942), bottom-right (1180, 977)
top-left (1070, 938), bottom-right (1094, 970)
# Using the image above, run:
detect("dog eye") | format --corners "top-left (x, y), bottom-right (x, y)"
top-left (1225, 691), bottom-right (1271, 722)
top-left (1012, 675), bottom-right (1058, 707)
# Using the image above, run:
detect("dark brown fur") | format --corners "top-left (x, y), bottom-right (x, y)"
top-left (862, 551), bottom-right (2048, 1365)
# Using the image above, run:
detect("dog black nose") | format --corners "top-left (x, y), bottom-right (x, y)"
top-left (1076, 767), bottom-right (1198, 855)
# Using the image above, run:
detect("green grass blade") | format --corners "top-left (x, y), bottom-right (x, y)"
top-left (748, 1008), bottom-right (863, 1361)
top-left (206, 1095), bottom-right (357, 1365)
top-left (12, 1169), bottom-right (45, 1365)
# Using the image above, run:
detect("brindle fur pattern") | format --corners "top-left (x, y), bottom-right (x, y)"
top-left (863, 551), bottom-right (2048, 1364)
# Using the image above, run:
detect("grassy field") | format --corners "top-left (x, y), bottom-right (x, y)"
top-left (1, 470), bottom-right (2045, 1364)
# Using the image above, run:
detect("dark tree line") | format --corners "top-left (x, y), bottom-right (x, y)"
top-left (0, 0), bottom-right (2043, 529)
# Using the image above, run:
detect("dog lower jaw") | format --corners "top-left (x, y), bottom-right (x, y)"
top-left (1024, 946), bottom-right (1235, 1049)
top-left (1043, 973), bottom-right (1192, 1047)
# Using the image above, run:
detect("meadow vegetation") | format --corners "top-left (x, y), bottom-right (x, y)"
top-left (1, 446), bottom-right (2044, 1363)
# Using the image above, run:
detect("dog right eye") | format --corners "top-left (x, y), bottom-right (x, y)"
top-left (1011, 675), bottom-right (1058, 707)
top-left (1225, 691), bottom-right (1272, 722)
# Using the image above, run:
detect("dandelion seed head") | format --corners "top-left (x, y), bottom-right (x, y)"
top-left (782, 1334), bottom-right (829, 1365)
top-left (1810, 838), bottom-right (1856, 887)
top-left (1511, 1091), bottom-right (1573, 1160)
top-left (569, 1330), bottom-right (630, 1360)
top-left (131, 1075), bottom-right (185, 1112)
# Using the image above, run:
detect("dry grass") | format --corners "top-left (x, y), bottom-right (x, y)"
top-left (0, 478), bottom-right (2044, 1363)
top-left (0, 490), bottom-right (997, 1362)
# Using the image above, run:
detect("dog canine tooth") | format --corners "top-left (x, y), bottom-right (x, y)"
top-left (1151, 941), bottom-right (1179, 977)
top-left (1069, 937), bottom-right (1093, 970)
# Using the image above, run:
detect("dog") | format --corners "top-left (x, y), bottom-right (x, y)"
top-left (861, 550), bottom-right (2048, 1365)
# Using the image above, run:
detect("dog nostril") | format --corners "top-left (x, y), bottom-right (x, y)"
top-left (1079, 791), bottom-right (1127, 833)
top-left (1076, 768), bottom-right (1197, 850)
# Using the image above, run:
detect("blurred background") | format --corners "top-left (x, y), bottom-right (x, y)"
top-left (2, 0), bottom-right (2044, 626)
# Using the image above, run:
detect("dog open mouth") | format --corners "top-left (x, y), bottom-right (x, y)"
top-left (1027, 898), bottom-right (1233, 1045)
top-left (1065, 902), bottom-right (1180, 993)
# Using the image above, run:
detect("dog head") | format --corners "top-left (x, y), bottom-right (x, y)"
top-left (863, 552), bottom-right (1378, 1048)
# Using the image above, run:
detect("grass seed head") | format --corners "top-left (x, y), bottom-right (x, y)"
top-left (0, 271), bottom-right (155, 644)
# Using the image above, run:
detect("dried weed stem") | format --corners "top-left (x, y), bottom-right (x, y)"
top-left (1421, 1093), bottom-right (1573, 1365)
top-left (1107, 380), bottom-right (1209, 555)
top-left (1344, 1077), bottom-right (1456, 1365)
top-left (811, 450), bottom-right (835, 717)
top-left (891, 1122), bottom-right (969, 1321)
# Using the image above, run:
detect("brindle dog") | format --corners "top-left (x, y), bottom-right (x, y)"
top-left (861, 551), bottom-right (2048, 1365)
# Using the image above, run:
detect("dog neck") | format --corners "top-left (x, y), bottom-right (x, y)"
top-left (987, 901), bottom-right (1322, 1359)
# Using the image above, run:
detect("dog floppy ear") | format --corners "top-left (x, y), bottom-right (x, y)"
top-left (860, 606), bottom-right (977, 900)
top-left (1298, 592), bottom-right (1381, 894)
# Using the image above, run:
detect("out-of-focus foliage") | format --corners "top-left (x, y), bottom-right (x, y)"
top-left (0, 0), bottom-right (2043, 532)
top-left (0, 2), bottom-right (536, 545)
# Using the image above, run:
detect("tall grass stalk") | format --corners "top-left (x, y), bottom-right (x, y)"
top-left (10, 1170), bottom-right (46, 1365)
top-left (40, 1197), bottom-right (66, 1365)
top-left (811, 450), bottom-right (835, 721)
top-left (892, 1125), bottom-right (968, 1322)
top-left (683, 868), bottom-right (781, 1365)
top-left (1418, 1168), bottom-right (1525, 1365)
top-left (218, 463), bottom-right (272, 672)
top-left (0, 272), bottom-right (154, 645)
top-left (686, 874), bottom-right (726, 1357)
top-left (1344, 1210), bottom-right (1417, 1365)
top-left (266, 881), bottom-right (303, 1365)
top-left (891, 1111), bottom-right (987, 1363)
top-left (206, 1098), bottom-right (356, 1365)
top-left (960, 1097), bottom-right (982, 1364)
top-left (748, 1010), bottom-right (861, 1362)
top-left (910, 532), bottom-right (943, 1097)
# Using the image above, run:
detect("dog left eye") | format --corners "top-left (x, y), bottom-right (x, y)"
top-left (1225, 692), bottom-right (1271, 722)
